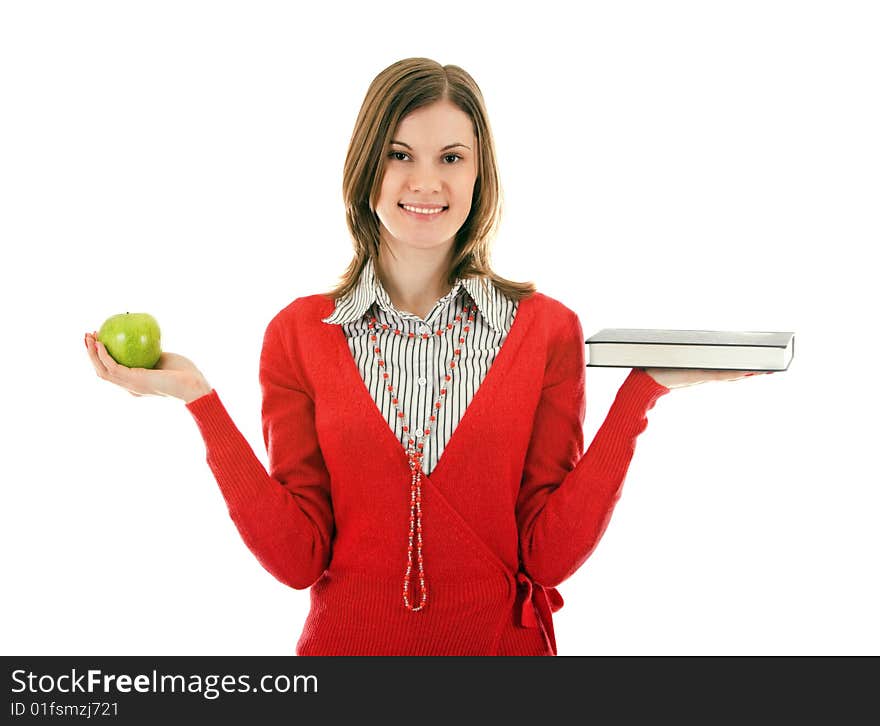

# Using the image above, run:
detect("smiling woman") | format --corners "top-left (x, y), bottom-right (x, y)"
top-left (86, 56), bottom-right (756, 657)
top-left (331, 58), bottom-right (534, 315)
top-left (372, 99), bottom-right (480, 303)
top-left (85, 56), bottom-right (677, 655)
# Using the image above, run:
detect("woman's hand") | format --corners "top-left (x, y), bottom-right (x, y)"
top-left (642, 367), bottom-right (774, 390)
top-left (85, 331), bottom-right (213, 403)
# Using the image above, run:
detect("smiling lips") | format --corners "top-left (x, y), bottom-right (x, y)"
top-left (399, 203), bottom-right (448, 217)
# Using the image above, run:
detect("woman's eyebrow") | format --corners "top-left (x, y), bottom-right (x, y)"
top-left (390, 140), bottom-right (471, 151)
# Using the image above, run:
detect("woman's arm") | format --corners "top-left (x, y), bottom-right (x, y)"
top-left (86, 318), bottom-right (333, 589)
top-left (515, 312), bottom-right (669, 587)
top-left (183, 313), bottom-right (334, 590)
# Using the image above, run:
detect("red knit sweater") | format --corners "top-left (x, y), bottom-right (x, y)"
top-left (185, 291), bottom-right (670, 655)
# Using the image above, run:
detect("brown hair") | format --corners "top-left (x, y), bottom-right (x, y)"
top-left (323, 57), bottom-right (536, 302)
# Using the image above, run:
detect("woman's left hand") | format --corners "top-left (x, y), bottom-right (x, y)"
top-left (642, 367), bottom-right (774, 390)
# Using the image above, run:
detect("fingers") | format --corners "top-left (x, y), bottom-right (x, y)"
top-left (732, 370), bottom-right (775, 381)
top-left (93, 338), bottom-right (127, 381)
top-left (697, 369), bottom-right (748, 382)
top-left (92, 336), bottom-right (114, 370)
top-left (84, 332), bottom-right (110, 378)
top-left (85, 332), bottom-right (145, 395)
top-left (699, 370), bottom-right (763, 383)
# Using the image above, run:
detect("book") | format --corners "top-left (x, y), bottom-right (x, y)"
top-left (584, 328), bottom-right (795, 371)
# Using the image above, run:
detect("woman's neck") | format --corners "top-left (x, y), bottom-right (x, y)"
top-left (374, 244), bottom-right (456, 319)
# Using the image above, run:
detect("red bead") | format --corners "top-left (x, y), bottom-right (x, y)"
top-left (449, 361), bottom-right (455, 368)
top-left (440, 388), bottom-right (446, 394)
top-left (445, 375), bottom-right (451, 381)
top-left (429, 415), bottom-right (435, 421)
top-left (454, 349), bottom-right (460, 355)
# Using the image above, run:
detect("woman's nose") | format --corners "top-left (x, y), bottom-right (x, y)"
top-left (407, 165), bottom-right (442, 192)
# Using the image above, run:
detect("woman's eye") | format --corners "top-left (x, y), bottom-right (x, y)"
top-left (387, 151), bottom-right (463, 164)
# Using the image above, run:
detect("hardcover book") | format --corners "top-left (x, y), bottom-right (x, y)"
top-left (585, 328), bottom-right (795, 371)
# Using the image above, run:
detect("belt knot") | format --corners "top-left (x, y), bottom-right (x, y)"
top-left (515, 571), bottom-right (564, 654)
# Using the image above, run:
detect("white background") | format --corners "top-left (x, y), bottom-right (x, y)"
top-left (2, 1), bottom-right (877, 656)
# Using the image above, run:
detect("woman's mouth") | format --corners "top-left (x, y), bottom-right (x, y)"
top-left (399, 203), bottom-right (448, 220)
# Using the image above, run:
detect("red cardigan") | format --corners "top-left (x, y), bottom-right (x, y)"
top-left (185, 291), bottom-right (670, 655)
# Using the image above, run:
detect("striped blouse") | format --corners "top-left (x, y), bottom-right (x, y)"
top-left (322, 256), bottom-right (518, 476)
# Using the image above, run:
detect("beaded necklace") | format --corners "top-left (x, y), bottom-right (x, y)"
top-left (366, 295), bottom-right (476, 612)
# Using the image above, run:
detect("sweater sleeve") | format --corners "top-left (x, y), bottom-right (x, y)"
top-left (516, 310), bottom-right (670, 587)
top-left (184, 310), bottom-right (334, 590)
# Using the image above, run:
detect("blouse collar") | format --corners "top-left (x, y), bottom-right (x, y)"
top-left (321, 256), bottom-right (507, 334)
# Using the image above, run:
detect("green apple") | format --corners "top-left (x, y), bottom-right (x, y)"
top-left (97, 312), bottom-right (162, 369)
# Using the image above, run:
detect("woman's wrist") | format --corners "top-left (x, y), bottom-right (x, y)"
top-left (183, 378), bottom-right (213, 403)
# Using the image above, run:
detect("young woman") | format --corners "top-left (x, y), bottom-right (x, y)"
top-left (84, 57), bottom-right (765, 655)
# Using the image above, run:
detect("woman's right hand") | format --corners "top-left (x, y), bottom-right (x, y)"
top-left (84, 331), bottom-right (213, 403)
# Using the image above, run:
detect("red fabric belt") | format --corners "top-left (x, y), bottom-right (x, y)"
top-left (515, 571), bottom-right (564, 655)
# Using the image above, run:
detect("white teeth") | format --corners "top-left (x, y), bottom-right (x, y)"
top-left (401, 204), bottom-right (445, 215)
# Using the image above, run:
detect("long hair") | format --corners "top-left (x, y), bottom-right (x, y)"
top-left (323, 57), bottom-right (536, 302)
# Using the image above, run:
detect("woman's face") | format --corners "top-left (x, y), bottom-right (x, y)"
top-left (375, 99), bottom-right (478, 255)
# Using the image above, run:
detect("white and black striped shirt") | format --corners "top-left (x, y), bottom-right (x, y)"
top-left (322, 256), bottom-right (518, 476)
